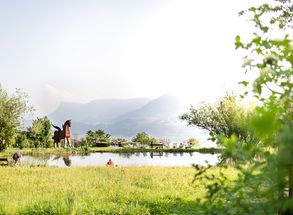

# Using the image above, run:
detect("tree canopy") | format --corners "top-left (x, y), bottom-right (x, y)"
top-left (181, 0), bottom-right (293, 214)
top-left (82, 129), bottom-right (112, 147)
top-left (27, 117), bottom-right (53, 148)
top-left (180, 94), bottom-right (257, 144)
top-left (0, 85), bottom-right (32, 151)
top-left (132, 132), bottom-right (157, 145)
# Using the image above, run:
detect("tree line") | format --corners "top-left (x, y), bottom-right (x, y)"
top-left (0, 93), bottom-right (199, 150)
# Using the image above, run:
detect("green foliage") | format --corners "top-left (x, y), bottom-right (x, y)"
top-left (14, 131), bottom-right (31, 149)
top-left (0, 85), bottom-right (32, 151)
top-left (190, 0), bottom-right (293, 214)
top-left (180, 94), bottom-right (257, 144)
top-left (13, 117), bottom-right (54, 148)
top-left (239, 0), bottom-right (293, 31)
top-left (82, 129), bottom-right (111, 147)
top-left (27, 117), bottom-right (53, 148)
top-left (132, 132), bottom-right (158, 145)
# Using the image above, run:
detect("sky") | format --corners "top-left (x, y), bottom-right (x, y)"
top-left (0, 0), bottom-right (259, 116)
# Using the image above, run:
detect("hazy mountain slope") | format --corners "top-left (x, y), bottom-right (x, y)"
top-left (114, 94), bottom-right (184, 121)
top-left (49, 95), bottom-right (210, 143)
top-left (106, 95), bottom-right (197, 140)
top-left (49, 98), bottom-right (150, 124)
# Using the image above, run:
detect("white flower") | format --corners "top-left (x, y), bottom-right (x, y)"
top-left (242, 57), bottom-right (254, 68)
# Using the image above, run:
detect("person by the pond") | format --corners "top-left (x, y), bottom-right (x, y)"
top-left (106, 159), bottom-right (114, 167)
top-left (12, 152), bottom-right (22, 166)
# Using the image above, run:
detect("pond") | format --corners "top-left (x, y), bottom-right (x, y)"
top-left (22, 152), bottom-right (220, 167)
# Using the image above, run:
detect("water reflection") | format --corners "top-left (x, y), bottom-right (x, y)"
top-left (23, 152), bottom-right (220, 167)
top-left (150, 152), bottom-right (163, 158)
top-left (119, 153), bottom-right (132, 159)
top-left (62, 155), bottom-right (72, 167)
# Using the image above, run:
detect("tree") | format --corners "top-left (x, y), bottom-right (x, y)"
top-left (95, 129), bottom-right (111, 142)
top-left (132, 132), bottom-right (157, 145)
top-left (180, 94), bottom-right (257, 144)
top-left (84, 130), bottom-right (96, 147)
top-left (235, 1), bottom-right (293, 213)
top-left (0, 86), bottom-right (32, 151)
top-left (27, 117), bottom-right (53, 148)
top-left (14, 131), bottom-right (31, 149)
top-left (84, 129), bottom-right (111, 147)
top-left (190, 1), bottom-right (293, 214)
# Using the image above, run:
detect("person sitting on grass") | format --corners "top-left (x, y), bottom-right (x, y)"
top-left (12, 152), bottom-right (22, 166)
top-left (106, 159), bottom-right (114, 167)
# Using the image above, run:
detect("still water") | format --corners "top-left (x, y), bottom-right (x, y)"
top-left (22, 152), bottom-right (219, 167)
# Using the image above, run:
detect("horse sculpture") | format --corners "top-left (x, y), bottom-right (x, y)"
top-left (52, 120), bottom-right (72, 148)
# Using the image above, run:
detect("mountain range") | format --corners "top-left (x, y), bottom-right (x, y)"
top-left (49, 95), bottom-right (209, 143)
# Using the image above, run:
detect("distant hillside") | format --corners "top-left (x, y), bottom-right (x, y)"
top-left (49, 94), bottom-right (211, 144)
top-left (49, 98), bottom-right (150, 125)
top-left (114, 94), bottom-right (183, 121)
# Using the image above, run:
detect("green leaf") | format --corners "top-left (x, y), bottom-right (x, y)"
top-left (235, 35), bottom-right (244, 49)
top-left (238, 81), bottom-right (249, 87)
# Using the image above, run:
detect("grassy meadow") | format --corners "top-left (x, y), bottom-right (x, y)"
top-left (0, 166), bottom-right (237, 214)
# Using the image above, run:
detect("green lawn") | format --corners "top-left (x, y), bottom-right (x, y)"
top-left (0, 167), bottom-right (236, 214)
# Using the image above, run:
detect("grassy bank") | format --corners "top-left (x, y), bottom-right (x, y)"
top-left (0, 166), bottom-right (236, 214)
top-left (0, 147), bottom-right (78, 157)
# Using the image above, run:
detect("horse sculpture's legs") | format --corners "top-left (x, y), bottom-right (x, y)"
top-left (64, 138), bottom-right (72, 148)
top-left (54, 139), bottom-right (61, 148)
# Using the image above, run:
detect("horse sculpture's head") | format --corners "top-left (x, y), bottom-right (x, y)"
top-left (65, 120), bottom-right (72, 127)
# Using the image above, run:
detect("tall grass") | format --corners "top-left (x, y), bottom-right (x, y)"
top-left (0, 147), bottom-right (231, 214)
top-left (0, 167), bottom-right (237, 214)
